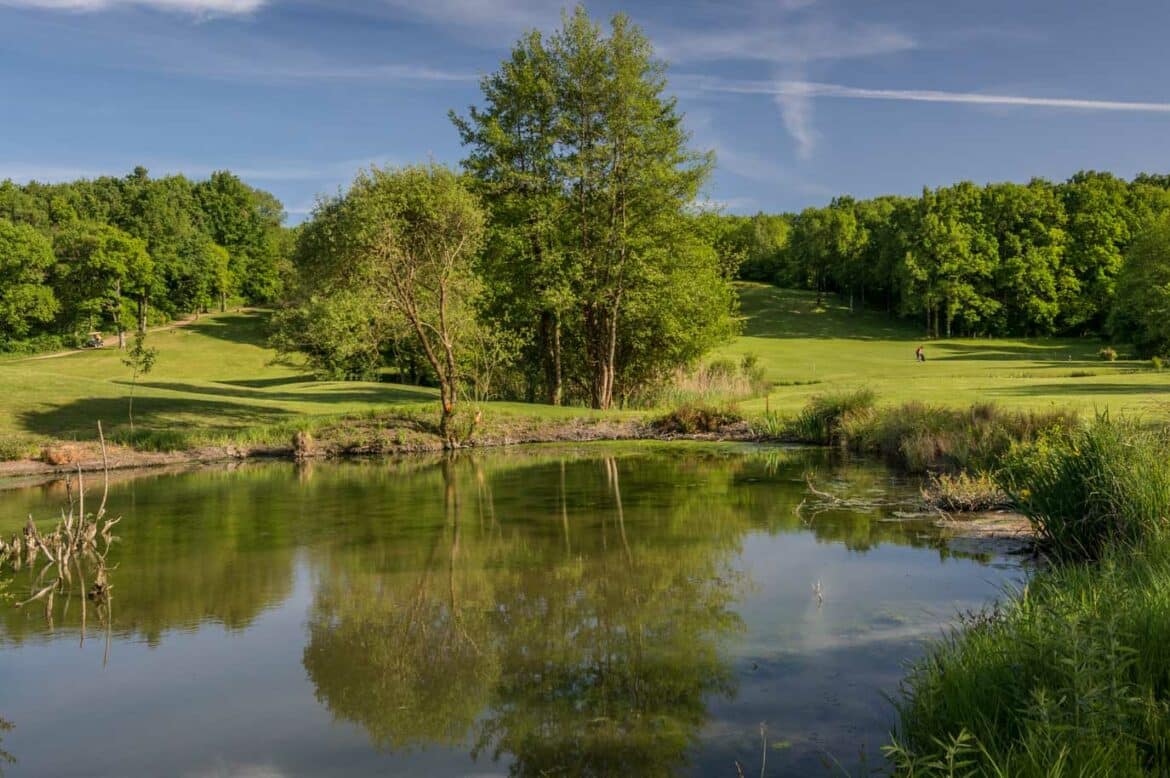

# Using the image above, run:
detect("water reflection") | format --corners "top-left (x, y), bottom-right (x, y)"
top-left (0, 444), bottom-right (1018, 776)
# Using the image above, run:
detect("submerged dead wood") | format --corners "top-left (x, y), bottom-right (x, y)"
top-left (0, 424), bottom-right (119, 655)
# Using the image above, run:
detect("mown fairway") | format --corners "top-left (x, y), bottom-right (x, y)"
top-left (1, 284), bottom-right (1168, 450)
top-left (719, 283), bottom-right (1170, 418)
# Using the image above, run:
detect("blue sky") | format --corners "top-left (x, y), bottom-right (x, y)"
top-left (2, 0), bottom-right (1170, 222)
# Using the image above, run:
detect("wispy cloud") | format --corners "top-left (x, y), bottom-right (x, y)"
top-left (657, 17), bottom-right (914, 66)
top-left (0, 0), bottom-right (264, 14)
top-left (682, 76), bottom-right (1170, 114)
top-left (373, 0), bottom-right (563, 41)
top-left (168, 60), bottom-right (477, 84)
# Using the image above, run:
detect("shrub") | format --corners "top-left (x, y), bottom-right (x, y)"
top-left (998, 414), bottom-right (1170, 559)
top-left (651, 403), bottom-right (743, 434)
top-left (641, 355), bottom-right (771, 408)
top-left (1098, 346), bottom-right (1118, 361)
top-left (921, 471), bottom-right (1010, 512)
top-left (1153, 355), bottom-right (1164, 371)
top-left (888, 543), bottom-right (1170, 776)
top-left (786, 387), bottom-right (876, 445)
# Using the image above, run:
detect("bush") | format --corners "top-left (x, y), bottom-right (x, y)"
top-left (786, 387), bottom-right (876, 445)
top-left (921, 471), bottom-right (1010, 512)
top-left (888, 543), bottom-right (1170, 776)
top-left (651, 403), bottom-right (743, 434)
top-left (998, 414), bottom-right (1170, 559)
top-left (1153, 355), bottom-right (1164, 371)
top-left (1098, 346), bottom-right (1118, 361)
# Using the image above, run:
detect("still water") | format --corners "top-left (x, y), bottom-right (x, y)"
top-left (0, 443), bottom-right (1021, 777)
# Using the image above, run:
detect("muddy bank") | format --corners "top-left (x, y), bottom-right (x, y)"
top-left (0, 418), bottom-right (762, 489)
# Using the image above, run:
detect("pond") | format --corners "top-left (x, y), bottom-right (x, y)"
top-left (0, 443), bottom-right (1022, 777)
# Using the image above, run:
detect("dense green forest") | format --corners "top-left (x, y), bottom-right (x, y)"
top-left (710, 172), bottom-right (1170, 350)
top-left (0, 167), bottom-right (291, 351)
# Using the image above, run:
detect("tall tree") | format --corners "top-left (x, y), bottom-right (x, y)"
top-left (0, 220), bottom-right (58, 340)
top-left (454, 7), bottom-right (729, 409)
top-left (295, 164), bottom-right (486, 445)
top-left (1110, 214), bottom-right (1170, 356)
top-left (52, 221), bottom-right (152, 347)
top-left (451, 31), bottom-right (569, 405)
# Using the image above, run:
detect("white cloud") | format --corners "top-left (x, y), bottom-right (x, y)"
top-left (0, 0), bottom-right (264, 13)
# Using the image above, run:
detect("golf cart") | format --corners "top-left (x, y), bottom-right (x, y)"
top-left (84, 331), bottom-right (105, 349)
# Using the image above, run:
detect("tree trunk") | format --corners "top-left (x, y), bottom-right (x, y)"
top-left (220, 291), bottom-right (227, 313)
top-left (137, 295), bottom-right (147, 334)
top-left (115, 280), bottom-right (126, 349)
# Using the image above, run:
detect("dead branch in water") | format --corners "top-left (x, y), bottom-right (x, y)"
top-left (0, 423), bottom-right (119, 645)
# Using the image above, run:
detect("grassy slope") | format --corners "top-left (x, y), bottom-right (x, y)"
top-left (717, 283), bottom-right (1170, 418)
top-left (1, 284), bottom-right (1168, 453)
top-left (0, 312), bottom-right (591, 452)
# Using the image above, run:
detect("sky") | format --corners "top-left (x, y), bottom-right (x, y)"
top-left (2, 0), bottom-right (1170, 222)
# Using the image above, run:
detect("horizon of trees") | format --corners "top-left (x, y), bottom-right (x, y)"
top-left (712, 171), bottom-right (1170, 352)
top-left (0, 167), bottom-right (292, 352)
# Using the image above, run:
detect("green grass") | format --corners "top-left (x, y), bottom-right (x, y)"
top-left (718, 283), bottom-right (1170, 419)
top-left (0, 311), bottom-right (601, 453)
top-left (2, 285), bottom-right (1169, 457)
top-left (888, 543), bottom-right (1170, 776)
top-left (889, 415), bottom-right (1170, 776)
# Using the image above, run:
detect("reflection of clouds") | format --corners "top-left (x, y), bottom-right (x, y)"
top-left (184, 763), bottom-right (289, 778)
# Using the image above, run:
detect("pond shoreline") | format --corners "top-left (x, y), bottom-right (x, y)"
top-left (0, 418), bottom-right (765, 485)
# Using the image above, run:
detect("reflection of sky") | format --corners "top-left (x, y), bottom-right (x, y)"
top-left (0, 454), bottom-right (1024, 777)
top-left (695, 531), bottom-right (1024, 776)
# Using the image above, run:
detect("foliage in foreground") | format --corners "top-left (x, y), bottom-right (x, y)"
top-left (999, 414), bottom-right (1170, 560)
top-left (888, 542), bottom-right (1170, 776)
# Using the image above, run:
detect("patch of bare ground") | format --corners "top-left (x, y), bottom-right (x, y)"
top-left (935, 510), bottom-right (1035, 556)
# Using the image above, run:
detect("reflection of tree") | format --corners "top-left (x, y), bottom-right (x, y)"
top-left (0, 467), bottom-right (296, 647)
top-left (303, 454), bottom-right (745, 774)
top-left (0, 716), bottom-right (13, 773)
top-left (303, 458), bottom-right (499, 749)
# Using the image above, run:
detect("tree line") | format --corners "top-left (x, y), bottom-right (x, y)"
top-left (0, 167), bottom-right (291, 351)
top-left (711, 172), bottom-right (1170, 352)
top-left (275, 7), bottom-right (735, 426)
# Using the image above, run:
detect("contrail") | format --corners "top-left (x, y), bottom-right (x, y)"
top-left (681, 75), bottom-right (1170, 113)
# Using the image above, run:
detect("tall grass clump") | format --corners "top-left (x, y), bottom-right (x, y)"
top-left (786, 387), bottom-right (876, 445)
top-left (645, 354), bottom-right (770, 408)
top-left (998, 414), bottom-right (1170, 560)
top-left (888, 542), bottom-right (1170, 776)
top-left (651, 403), bottom-right (743, 435)
top-left (844, 401), bottom-right (1077, 473)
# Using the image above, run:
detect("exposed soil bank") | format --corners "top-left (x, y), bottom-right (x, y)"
top-left (0, 418), bottom-right (761, 487)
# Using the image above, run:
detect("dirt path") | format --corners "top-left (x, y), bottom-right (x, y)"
top-left (15, 312), bottom-right (229, 362)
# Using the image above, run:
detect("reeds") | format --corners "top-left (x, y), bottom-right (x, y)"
top-left (998, 413), bottom-right (1170, 560)
top-left (888, 543), bottom-right (1170, 776)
